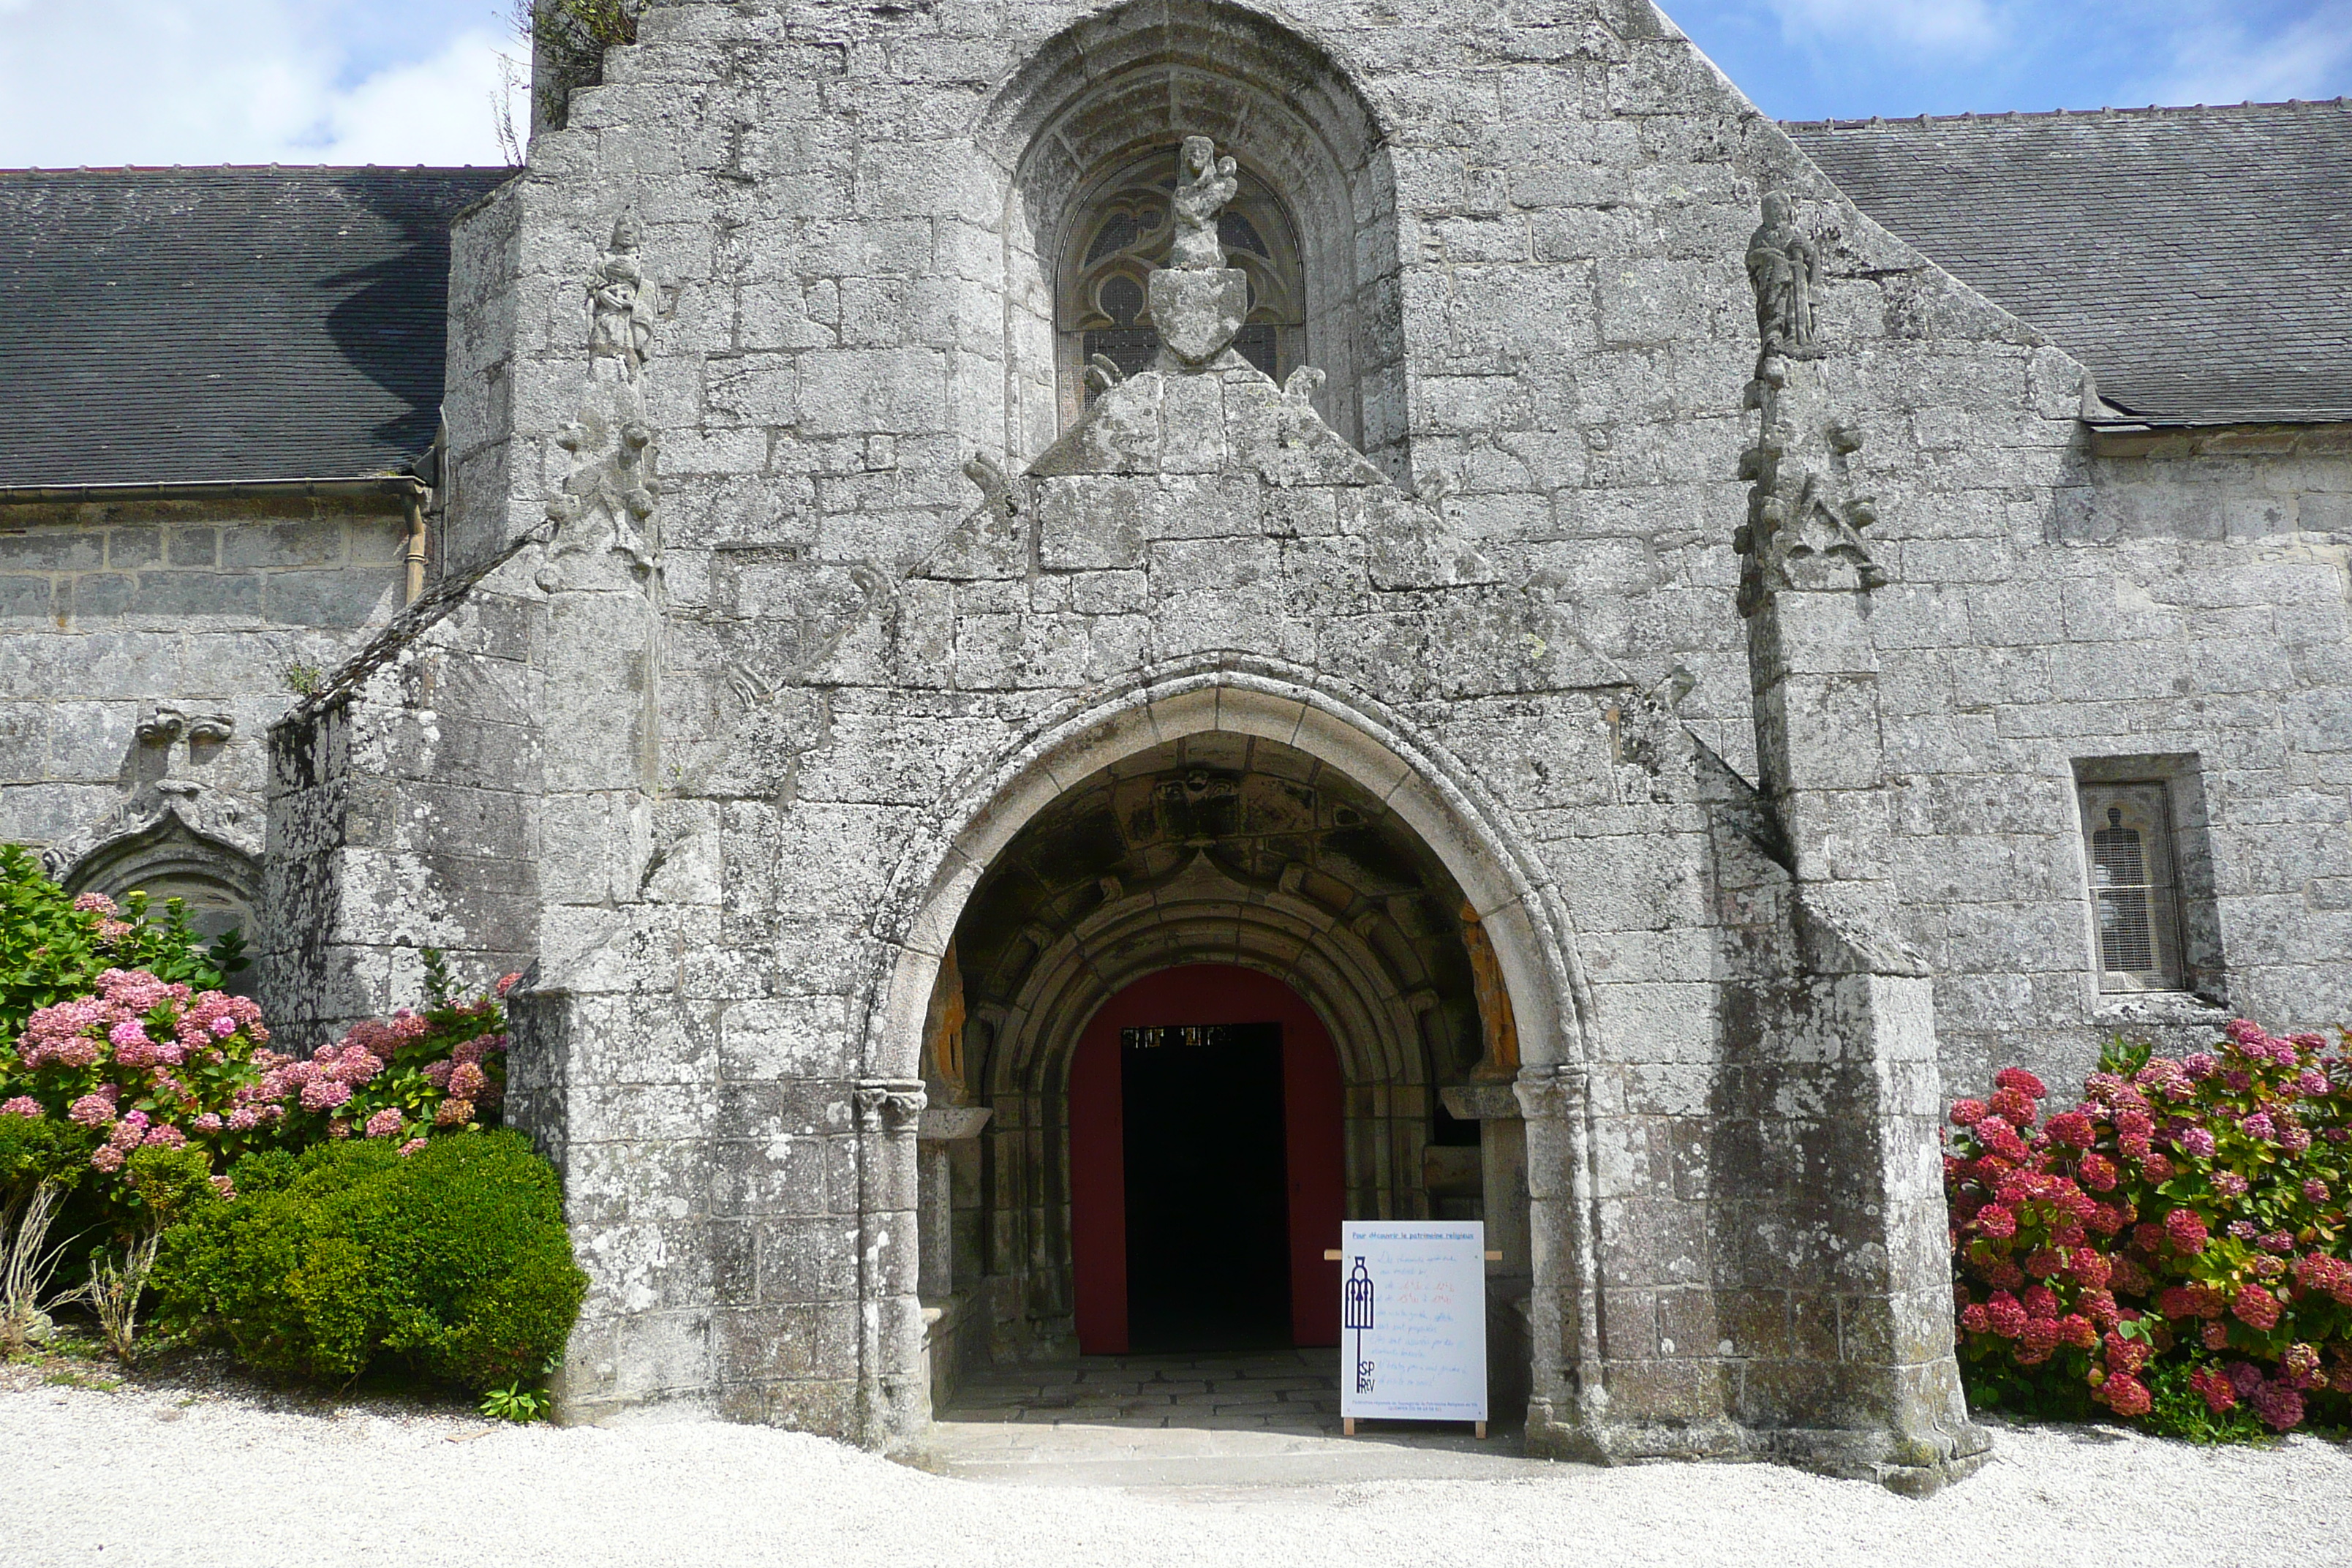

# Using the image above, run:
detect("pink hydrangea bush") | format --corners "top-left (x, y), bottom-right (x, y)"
top-left (2, 951), bottom-right (519, 1200)
top-left (1947, 1022), bottom-right (2352, 1439)
top-left (278, 961), bottom-right (514, 1147)
top-left (7, 967), bottom-right (276, 1184)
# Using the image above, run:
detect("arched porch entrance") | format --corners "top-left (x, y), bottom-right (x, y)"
top-left (1069, 964), bottom-right (1344, 1354)
top-left (911, 721), bottom-right (1537, 1398)
top-left (861, 665), bottom-right (1600, 1449)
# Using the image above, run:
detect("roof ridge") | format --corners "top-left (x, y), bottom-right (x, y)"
top-left (1782, 97), bottom-right (2351, 130)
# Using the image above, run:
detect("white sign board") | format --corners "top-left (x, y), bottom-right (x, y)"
top-left (1337, 1220), bottom-right (1487, 1424)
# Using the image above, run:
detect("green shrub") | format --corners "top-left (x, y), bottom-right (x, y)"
top-left (155, 1129), bottom-right (585, 1392)
top-left (0, 1112), bottom-right (93, 1195)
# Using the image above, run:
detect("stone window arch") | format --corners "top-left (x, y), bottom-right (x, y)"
top-left (1055, 148), bottom-right (1306, 413)
top-left (60, 817), bottom-right (260, 993)
top-left (981, 0), bottom-right (1406, 472)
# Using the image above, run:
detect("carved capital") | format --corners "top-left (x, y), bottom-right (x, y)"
top-left (1512, 1064), bottom-right (1587, 1121)
top-left (854, 1078), bottom-right (928, 1133)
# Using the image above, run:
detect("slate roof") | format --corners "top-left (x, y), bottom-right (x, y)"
top-left (0, 166), bottom-right (513, 487)
top-left (4, 105), bottom-right (2347, 488)
top-left (1787, 100), bottom-right (2352, 425)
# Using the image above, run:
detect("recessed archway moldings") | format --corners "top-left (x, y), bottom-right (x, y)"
top-left (861, 656), bottom-right (1596, 1091)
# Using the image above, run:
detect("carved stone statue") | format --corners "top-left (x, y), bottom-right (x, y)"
top-left (588, 214), bottom-right (656, 372)
top-left (1734, 361), bottom-right (1886, 611)
top-left (1168, 135), bottom-right (1238, 270)
top-left (1745, 192), bottom-right (1819, 357)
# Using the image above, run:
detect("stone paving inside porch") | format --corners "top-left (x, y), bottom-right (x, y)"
top-left (913, 1349), bottom-right (1556, 1490)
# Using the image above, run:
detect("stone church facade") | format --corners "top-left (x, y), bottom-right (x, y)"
top-left (4, 0), bottom-right (2349, 1494)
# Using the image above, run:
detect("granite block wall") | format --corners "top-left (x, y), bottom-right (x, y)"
top-left (52, 0), bottom-right (2305, 1496)
top-left (401, 0), bottom-right (2119, 1476)
top-left (0, 495), bottom-right (408, 921)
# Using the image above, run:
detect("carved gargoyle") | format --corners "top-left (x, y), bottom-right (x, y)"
top-left (961, 451), bottom-right (1025, 524)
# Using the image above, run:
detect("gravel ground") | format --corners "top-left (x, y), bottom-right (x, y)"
top-left (4, 1357), bottom-right (2349, 1567)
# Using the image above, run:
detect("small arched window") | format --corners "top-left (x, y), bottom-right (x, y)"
top-left (64, 818), bottom-right (261, 998)
top-left (1056, 148), bottom-right (1305, 425)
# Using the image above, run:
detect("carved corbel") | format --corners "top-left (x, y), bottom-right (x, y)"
top-left (135, 705), bottom-right (185, 745)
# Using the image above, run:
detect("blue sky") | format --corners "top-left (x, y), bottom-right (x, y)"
top-left (1671, 0), bottom-right (2352, 121)
top-left (0, 1), bottom-right (2346, 167)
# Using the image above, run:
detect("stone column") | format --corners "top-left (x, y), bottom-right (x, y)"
top-left (1732, 197), bottom-right (1986, 1493)
top-left (1441, 1082), bottom-right (1534, 1426)
top-left (856, 1077), bottom-right (927, 1446)
top-left (913, 1104), bottom-right (990, 1411)
top-left (1514, 1062), bottom-right (1607, 1463)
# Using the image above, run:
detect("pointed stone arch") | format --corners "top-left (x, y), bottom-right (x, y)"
top-left (864, 658), bottom-right (1594, 1090)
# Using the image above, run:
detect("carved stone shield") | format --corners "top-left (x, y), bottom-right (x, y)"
top-left (1147, 267), bottom-right (1249, 365)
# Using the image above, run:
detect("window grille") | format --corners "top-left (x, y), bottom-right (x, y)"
top-left (2078, 782), bottom-right (2182, 992)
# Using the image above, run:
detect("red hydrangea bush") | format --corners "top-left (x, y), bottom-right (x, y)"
top-left (1947, 1021), bottom-right (2352, 1440)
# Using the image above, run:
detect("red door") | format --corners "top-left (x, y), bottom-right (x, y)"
top-left (1068, 965), bottom-right (1344, 1353)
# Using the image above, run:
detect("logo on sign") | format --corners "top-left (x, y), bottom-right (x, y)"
top-left (1346, 1256), bottom-right (1376, 1392)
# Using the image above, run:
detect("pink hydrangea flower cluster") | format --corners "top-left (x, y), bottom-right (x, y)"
top-left (6, 961), bottom-right (513, 1196)
top-left (1947, 1020), bottom-right (2352, 1434)
top-left (8, 970), bottom-right (276, 1175)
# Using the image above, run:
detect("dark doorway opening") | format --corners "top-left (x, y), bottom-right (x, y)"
top-left (1070, 965), bottom-right (1343, 1354)
top-left (1121, 1022), bottom-right (1291, 1352)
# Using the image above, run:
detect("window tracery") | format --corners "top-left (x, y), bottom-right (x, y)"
top-left (1055, 148), bottom-right (1305, 421)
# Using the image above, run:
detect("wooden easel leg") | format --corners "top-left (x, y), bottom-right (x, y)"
top-left (1474, 1421), bottom-right (1487, 1439)
top-left (1343, 1417), bottom-right (1356, 1436)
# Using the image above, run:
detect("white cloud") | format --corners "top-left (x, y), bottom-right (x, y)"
top-left (1765, 0), bottom-right (2007, 55)
top-left (0, 1), bottom-right (515, 168)
top-left (299, 29), bottom-right (519, 167)
top-left (2138, 11), bottom-right (2352, 105)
